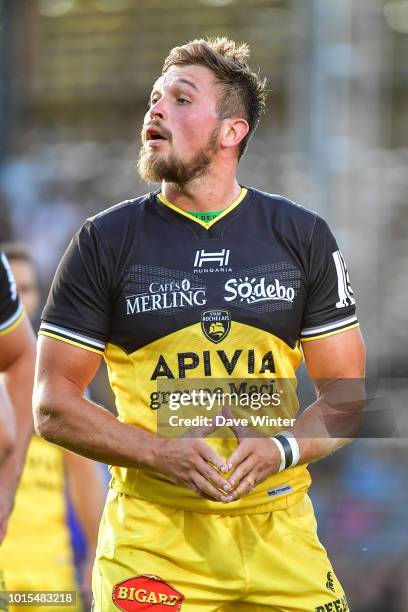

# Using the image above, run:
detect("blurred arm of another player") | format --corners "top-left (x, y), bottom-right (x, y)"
top-left (0, 384), bottom-right (16, 466)
top-left (33, 337), bottom-right (232, 503)
top-left (63, 450), bottom-right (106, 609)
top-left (225, 327), bottom-right (366, 499)
top-left (0, 315), bottom-right (36, 541)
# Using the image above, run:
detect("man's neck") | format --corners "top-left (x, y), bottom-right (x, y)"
top-left (161, 172), bottom-right (242, 213)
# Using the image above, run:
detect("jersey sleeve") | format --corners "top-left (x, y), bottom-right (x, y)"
top-left (0, 251), bottom-right (24, 336)
top-left (300, 216), bottom-right (359, 342)
top-left (39, 220), bottom-right (112, 354)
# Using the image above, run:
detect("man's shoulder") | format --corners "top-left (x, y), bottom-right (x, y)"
top-left (249, 188), bottom-right (319, 242)
top-left (77, 192), bottom-right (157, 250)
top-left (250, 188), bottom-right (318, 222)
top-left (88, 192), bottom-right (154, 226)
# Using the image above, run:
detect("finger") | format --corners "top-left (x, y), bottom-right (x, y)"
top-left (233, 475), bottom-right (257, 500)
top-left (196, 457), bottom-right (233, 493)
top-left (179, 422), bottom-right (228, 473)
top-left (227, 465), bottom-right (258, 500)
top-left (197, 440), bottom-right (229, 473)
top-left (227, 457), bottom-right (255, 489)
top-left (191, 473), bottom-right (233, 502)
top-left (226, 440), bottom-right (252, 471)
top-left (189, 481), bottom-right (219, 502)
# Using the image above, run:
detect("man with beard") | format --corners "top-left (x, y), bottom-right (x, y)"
top-left (34, 38), bottom-right (365, 611)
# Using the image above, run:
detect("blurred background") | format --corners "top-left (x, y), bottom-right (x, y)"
top-left (0, 0), bottom-right (407, 609)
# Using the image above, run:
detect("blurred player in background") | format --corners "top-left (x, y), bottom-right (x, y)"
top-left (34, 38), bottom-right (365, 611)
top-left (0, 244), bottom-right (106, 612)
top-left (0, 249), bottom-right (35, 609)
top-left (0, 386), bottom-right (14, 468)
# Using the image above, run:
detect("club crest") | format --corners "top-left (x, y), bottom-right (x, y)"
top-left (201, 310), bottom-right (231, 343)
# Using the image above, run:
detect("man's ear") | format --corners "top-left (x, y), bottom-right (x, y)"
top-left (220, 118), bottom-right (250, 151)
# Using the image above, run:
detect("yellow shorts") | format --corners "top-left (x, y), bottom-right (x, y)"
top-left (92, 490), bottom-right (349, 612)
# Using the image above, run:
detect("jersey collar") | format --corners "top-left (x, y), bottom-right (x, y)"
top-left (156, 187), bottom-right (248, 230)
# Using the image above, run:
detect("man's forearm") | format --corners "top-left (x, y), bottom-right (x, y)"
top-left (292, 404), bottom-right (354, 466)
top-left (291, 378), bottom-right (365, 465)
top-left (34, 389), bottom-right (161, 470)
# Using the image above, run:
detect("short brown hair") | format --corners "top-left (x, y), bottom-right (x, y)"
top-left (162, 37), bottom-right (267, 159)
top-left (1, 242), bottom-right (34, 266)
top-left (0, 242), bottom-right (39, 282)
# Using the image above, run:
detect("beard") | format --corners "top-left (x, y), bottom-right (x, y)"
top-left (137, 127), bottom-right (219, 189)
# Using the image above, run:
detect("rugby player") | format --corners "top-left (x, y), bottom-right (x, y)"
top-left (0, 250), bottom-right (35, 545)
top-left (33, 38), bottom-right (365, 611)
top-left (0, 244), bottom-right (106, 612)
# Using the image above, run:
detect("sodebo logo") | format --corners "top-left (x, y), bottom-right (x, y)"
top-left (224, 276), bottom-right (295, 304)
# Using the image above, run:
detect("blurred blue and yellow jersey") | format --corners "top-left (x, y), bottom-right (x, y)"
top-left (0, 434), bottom-right (73, 568)
top-left (0, 436), bottom-right (83, 612)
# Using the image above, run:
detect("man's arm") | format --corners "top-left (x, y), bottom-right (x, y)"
top-left (225, 327), bottom-right (366, 498)
top-left (34, 336), bottom-right (232, 502)
top-left (0, 385), bottom-right (16, 465)
top-left (294, 326), bottom-right (366, 460)
top-left (63, 451), bottom-right (106, 608)
top-left (0, 315), bottom-right (36, 541)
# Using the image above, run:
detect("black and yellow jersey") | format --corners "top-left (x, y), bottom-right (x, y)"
top-left (0, 250), bottom-right (23, 336)
top-left (39, 187), bottom-right (358, 514)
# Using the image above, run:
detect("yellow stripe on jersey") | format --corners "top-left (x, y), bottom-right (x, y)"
top-left (38, 330), bottom-right (104, 355)
top-left (300, 323), bottom-right (359, 342)
top-left (0, 305), bottom-right (24, 337)
top-left (158, 187), bottom-right (248, 229)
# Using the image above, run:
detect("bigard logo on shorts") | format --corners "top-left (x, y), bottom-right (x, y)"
top-left (201, 309), bottom-right (231, 343)
top-left (112, 575), bottom-right (184, 610)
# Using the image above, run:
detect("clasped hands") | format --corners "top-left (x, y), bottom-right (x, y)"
top-left (157, 409), bottom-right (282, 503)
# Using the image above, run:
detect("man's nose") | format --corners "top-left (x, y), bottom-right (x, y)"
top-left (149, 98), bottom-right (167, 121)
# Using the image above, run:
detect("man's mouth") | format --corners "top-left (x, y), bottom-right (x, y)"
top-left (145, 126), bottom-right (169, 144)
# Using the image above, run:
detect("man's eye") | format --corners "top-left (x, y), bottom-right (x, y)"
top-left (149, 98), bottom-right (159, 107)
top-left (177, 98), bottom-right (189, 104)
